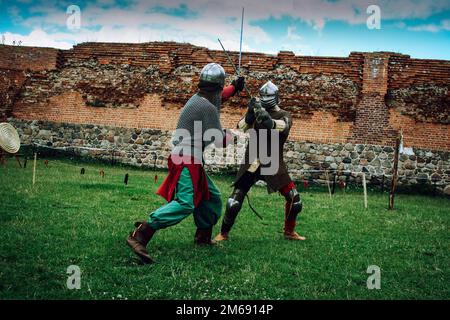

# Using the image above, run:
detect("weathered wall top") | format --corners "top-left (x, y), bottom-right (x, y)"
top-left (0, 45), bottom-right (60, 71)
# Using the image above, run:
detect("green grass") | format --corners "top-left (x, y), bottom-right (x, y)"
top-left (0, 158), bottom-right (448, 300)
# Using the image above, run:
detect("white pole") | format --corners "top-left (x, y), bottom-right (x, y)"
top-left (362, 173), bottom-right (368, 209)
top-left (33, 152), bottom-right (37, 186)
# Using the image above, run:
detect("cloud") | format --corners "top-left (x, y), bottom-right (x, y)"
top-left (287, 26), bottom-right (302, 41)
top-left (1, 0), bottom-right (449, 53)
top-left (4, 0), bottom-right (272, 51)
top-left (1, 28), bottom-right (74, 48)
top-left (408, 19), bottom-right (450, 32)
top-left (288, 0), bottom-right (450, 30)
top-left (1, 25), bottom-right (257, 53)
top-left (150, 3), bottom-right (198, 18)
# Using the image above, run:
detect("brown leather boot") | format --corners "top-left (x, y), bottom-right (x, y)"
top-left (194, 227), bottom-right (216, 245)
top-left (284, 231), bottom-right (306, 241)
top-left (284, 220), bottom-right (306, 241)
top-left (126, 221), bottom-right (156, 264)
top-left (214, 232), bottom-right (229, 242)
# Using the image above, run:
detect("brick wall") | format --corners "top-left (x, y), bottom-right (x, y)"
top-left (387, 54), bottom-right (450, 125)
top-left (0, 42), bottom-right (449, 152)
top-left (0, 45), bottom-right (60, 71)
top-left (0, 69), bottom-right (26, 122)
top-left (386, 53), bottom-right (450, 150)
top-left (0, 45), bottom-right (60, 121)
top-left (351, 53), bottom-right (397, 145)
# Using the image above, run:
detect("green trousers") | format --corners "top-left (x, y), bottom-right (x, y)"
top-left (147, 167), bottom-right (222, 230)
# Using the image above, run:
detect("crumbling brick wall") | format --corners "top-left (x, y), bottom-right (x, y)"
top-left (387, 55), bottom-right (450, 124)
top-left (0, 42), bottom-right (449, 152)
top-left (0, 45), bottom-right (60, 71)
top-left (0, 45), bottom-right (60, 121)
top-left (386, 54), bottom-right (450, 151)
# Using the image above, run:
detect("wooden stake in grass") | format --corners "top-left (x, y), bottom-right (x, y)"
top-left (32, 152), bottom-right (37, 186)
top-left (153, 153), bottom-right (158, 182)
top-left (389, 135), bottom-right (401, 210)
top-left (325, 170), bottom-right (332, 199)
top-left (362, 172), bottom-right (368, 209)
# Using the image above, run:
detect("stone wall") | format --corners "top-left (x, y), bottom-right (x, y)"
top-left (2, 42), bottom-right (448, 150)
top-left (7, 43), bottom-right (365, 145)
top-left (10, 118), bottom-right (450, 191)
top-left (1, 42), bottom-right (449, 190)
top-left (10, 118), bottom-right (173, 167)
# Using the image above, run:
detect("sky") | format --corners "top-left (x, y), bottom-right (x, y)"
top-left (0, 0), bottom-right (449, 59)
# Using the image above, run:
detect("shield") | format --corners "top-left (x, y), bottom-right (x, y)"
top-left (0, 122), bottom-right (21, 154)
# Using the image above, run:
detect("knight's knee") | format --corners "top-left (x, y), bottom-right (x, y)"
top-left (223, 199), bottom-right (240, 225)
top-left (226, 197), bottom-right (242, 213)
top-left (178, 199), bottom-right (195, 212)
top-left (287, 189), bottom-right (303, 214)
top-left (223, 190), bottom-right (245, 225)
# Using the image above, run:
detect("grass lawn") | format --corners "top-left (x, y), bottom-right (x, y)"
top-left (0, 158), bottom-right (448, 300)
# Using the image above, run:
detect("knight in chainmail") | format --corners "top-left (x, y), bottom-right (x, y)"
top-left (126, 63), bottom-right (245, 264)
top-left (214, 81), bottom-right (306, 242)
top-left (171, 91), bottom-right (225, 162)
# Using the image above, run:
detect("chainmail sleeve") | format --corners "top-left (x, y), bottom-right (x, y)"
top-left (201, 102), bottom-right (226, 148)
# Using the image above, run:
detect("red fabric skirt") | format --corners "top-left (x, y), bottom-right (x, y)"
top-left (156, 155), bottom-right (210, 208)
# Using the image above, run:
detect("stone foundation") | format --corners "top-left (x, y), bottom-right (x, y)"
top-left (10, 118), bottom-right (450, 191)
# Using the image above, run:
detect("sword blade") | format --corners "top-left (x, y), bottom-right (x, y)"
top-left (218, 38), bottom-right (252, 98)
top-left (238, 7), bottom-right (244, 74)
top-left (218, 38), bottom-right (239, 75)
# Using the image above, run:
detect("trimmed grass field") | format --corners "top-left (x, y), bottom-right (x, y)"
top-left (0, 158), bottom-right (448, 300)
